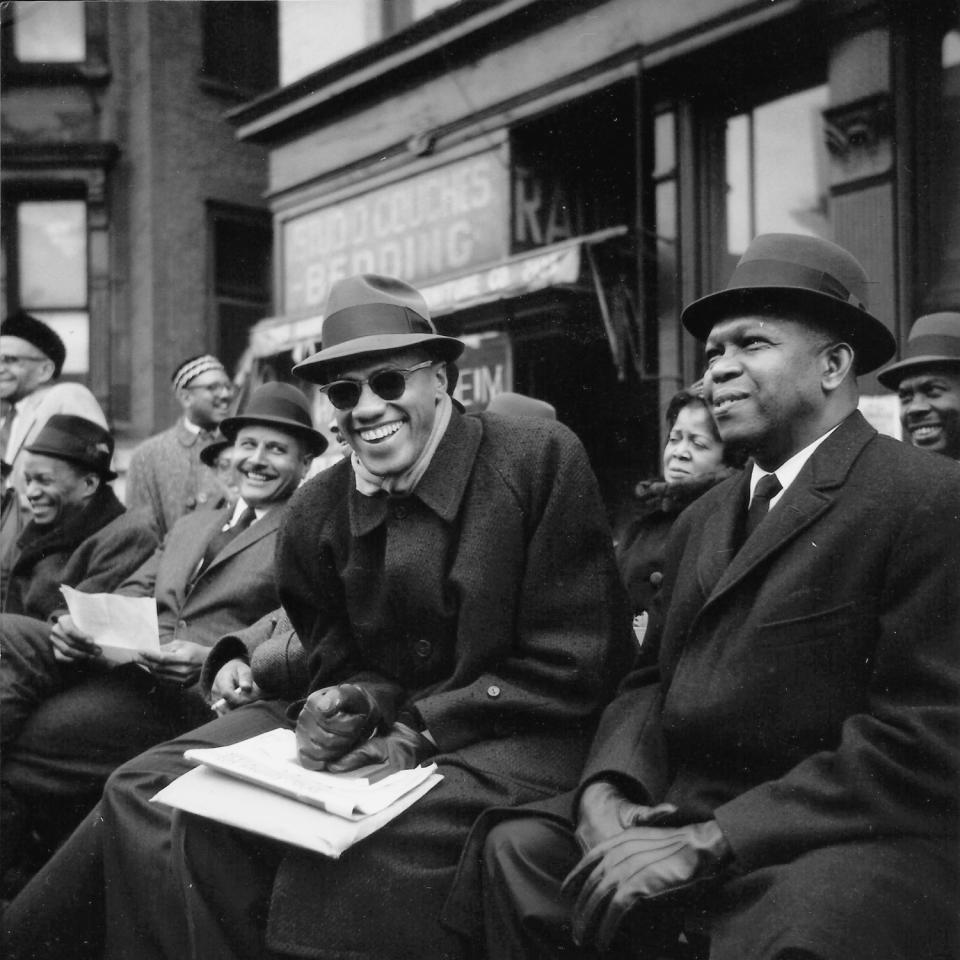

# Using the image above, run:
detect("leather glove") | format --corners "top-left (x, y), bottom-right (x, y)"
top-left (296, 684), bottom-right (382, 771)
top-left (325, 721), bottom-right (437, 774)
top-left (576, 780), bottom-right (678, 853)
top-left (562, 820), bottom-right (731, 953)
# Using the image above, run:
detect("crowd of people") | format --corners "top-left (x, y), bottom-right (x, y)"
top-left (0, 232), bottom-right (957, 960)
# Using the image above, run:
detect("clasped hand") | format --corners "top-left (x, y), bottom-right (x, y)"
top-left (140, 640), bottom-right (208, 685)
top-left (296, 684), bottom-right (382, 771)
top-left (562, 818), bottom-right (730, 952)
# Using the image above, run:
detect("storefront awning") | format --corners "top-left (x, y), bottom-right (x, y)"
top-left (245, 226), bottom-right (629, 360)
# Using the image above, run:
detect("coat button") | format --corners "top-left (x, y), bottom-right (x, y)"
top-left (185, 496), bottom-right (197, 510)
top-left (413, 639), bottom-right (432, 659)
top-left (486, 685), bottom-right (501, 698)
top-left (178, 620), bottom-right (187, 631)
top-left (198, 492), bottom-right (209, 504)
top-left (394, 505), bottom-right (407, 520)
top-left (649, 571), bottom-right (663, 587)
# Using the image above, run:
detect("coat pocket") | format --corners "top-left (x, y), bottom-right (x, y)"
top-left (755, 600), bottom-right (871, 649)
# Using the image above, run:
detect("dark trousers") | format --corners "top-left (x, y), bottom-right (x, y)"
top-left (0, 614), bottom-right (212, 867)
top-left (482, 815), bottom-right (960, 960)
top-left (2, 700), bottom-right (292, 960)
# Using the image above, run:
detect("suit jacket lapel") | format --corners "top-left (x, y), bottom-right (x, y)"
top-left (695, 471), bottom-right (748, 599)
top-left (700, 411), bottom-right (877, 612)
top-left (200, 507), bottom-right (282, 576)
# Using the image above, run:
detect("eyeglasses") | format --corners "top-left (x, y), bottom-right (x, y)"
top-left (0, 353), bottom-right (48, 366)
top-left (321, 360), bottom-right (435, 411)
top-left (184, 381), bottom-right (234, 396)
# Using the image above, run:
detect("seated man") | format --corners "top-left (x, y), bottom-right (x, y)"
top-left (0, 382), bottom-right (325, 868)
top-left (480, 234), bottom-right (960, 960)
top-left (3, 273), bottom-right (632, 960)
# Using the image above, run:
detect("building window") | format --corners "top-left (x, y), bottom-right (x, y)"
top-left (10, 0), bottom-right (85, 63)
top-left (724, 84), bottom-right (831, 257)
top-left (201, 1), bottom-right (278, 97)
top-left (209, 205), bottom-right (272, 377)
top-left (2, 199), bottom-right (90, 376)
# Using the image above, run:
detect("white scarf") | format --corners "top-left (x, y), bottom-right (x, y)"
top-left (351, 391), bottom-right (453, 497)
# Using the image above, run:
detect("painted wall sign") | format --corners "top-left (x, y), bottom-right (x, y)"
top-left (283, 150), bottom-right (509, 314)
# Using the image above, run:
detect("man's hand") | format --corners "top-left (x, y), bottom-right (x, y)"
top-left (562, 820), bottom-right (731, 952)
top-left (296, 684), bottom-right (382, 771)
top-left (141, 640), bottom-right (208, 686)
top-left (324, 721), bottom-right (436, 774)
top-left (210, 659), bottom-right (263, 715)
top-left (50, 614), bottom-right (102, 663)
top-left (576, 780), bottom-right (678, 852)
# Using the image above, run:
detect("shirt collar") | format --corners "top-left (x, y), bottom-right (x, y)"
top-left (228, 498), bottom-right (265, 525)
top-left (749, 423), bottom-right (841, 508)
top-left (349, 410), bottom-right (481, 536)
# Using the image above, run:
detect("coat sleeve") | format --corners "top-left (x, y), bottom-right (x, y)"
top-left (125, 443), bottom-right (163, 525)
top-left (412, 428), bottom-right (634, 753)
top-left (714, 469), bottom-right (960, 869)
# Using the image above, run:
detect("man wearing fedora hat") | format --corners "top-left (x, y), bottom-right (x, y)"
top-left (1, 273), bottom-right (631, 959)
top-left (877, 311), bottom-right (960, 461)
top-left (0, 414), bottom-right (158, 892)
top-left (0, 383), bottom-right (324, 890)
top-left (479, 234), bottom-right (960, 960)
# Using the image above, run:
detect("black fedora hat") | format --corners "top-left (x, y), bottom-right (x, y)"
top-left (25, 414), bottom-right (117, 480)
top-left (199, 438), bottom-right (233, 468)
top-left (681, 233), bottom-right (895, 373)
top-left (220, 382), bottom-right (327, 457)
top-left (293, 274), bottom-right (464, 384)
top-left (876, 312), bottom-right (960, 389)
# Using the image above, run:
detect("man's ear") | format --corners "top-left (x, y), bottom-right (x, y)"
top-left (821, 341), bottom-right (856, 393)
top-left (433, 359), bottom-right (449, 397)
top-left (36, 358), bottom-right (56, 386)
top-left (80, 472), bottom-right (102, 502)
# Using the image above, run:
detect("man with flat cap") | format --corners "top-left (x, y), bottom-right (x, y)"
top-left (126, 353), bottom-right (235, 536)
top-left (877, 310), bottom-right (960, 461)
top-left (0, 383), bottom-right (324, 890)
top-left (0, 311), bottom-right (107, 572)
top-left (479, 234), bottom-right (960, 960)
top-left (3, 274), bottom-right (631, 960)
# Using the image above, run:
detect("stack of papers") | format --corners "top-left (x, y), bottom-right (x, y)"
top-left (151, 728), bottom-right (442, 858)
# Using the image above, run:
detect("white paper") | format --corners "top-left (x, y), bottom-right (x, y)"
top-left (184, 729), bottom-right (439, 820)
top-left (152, 764), bottom-right (443, 858)
top-left (60, 585), bottom-right (160, 664)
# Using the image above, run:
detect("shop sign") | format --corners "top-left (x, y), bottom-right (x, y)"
top-left (283, 150), bottom-right (509, 314)
top-left (453, 332), bottom-right (513, 414)
top-left (421, 244), bottom-right (581, 316)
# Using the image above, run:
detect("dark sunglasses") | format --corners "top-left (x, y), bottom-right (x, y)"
top-left (321, 360), bottom-right (435, 410)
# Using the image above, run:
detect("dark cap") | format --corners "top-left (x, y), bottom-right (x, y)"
top-left (681, 233), bottom-right (895, 373)
top-left (199, 439), bottom-right (233, 468)
top-left (294, 274), bottom-right (464, 384)
top-left (25, 414), bottom-right (116, 480)
top-left (876, 312), bottom-right (960, 389)
top-left (1, 311), bottom-right (66, 377)
top-left (220, 382), bottom-right (327, 457)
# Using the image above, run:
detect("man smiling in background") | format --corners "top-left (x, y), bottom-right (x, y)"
top-left (877, 311), bottom-right (960, 461)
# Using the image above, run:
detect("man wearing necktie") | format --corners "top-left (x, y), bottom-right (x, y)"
top-left (481, 234), bottom-right (960, 960)
top-left (0, 382), bottom-right (326, 881)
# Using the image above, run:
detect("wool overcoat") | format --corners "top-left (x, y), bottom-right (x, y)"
top-left (194, 410), bottom-right (635, 960)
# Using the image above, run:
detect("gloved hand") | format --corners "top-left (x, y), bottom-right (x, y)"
top-left (325, 721), bottom-right (436, 774)
top-left (296, 684), bottom-right (382, 771)
top-left (576, 780), bottom-right (678, 852)
top-left (562, 820), bottom-right (731, 952)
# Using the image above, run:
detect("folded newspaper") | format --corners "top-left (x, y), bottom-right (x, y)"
top-left (151, 728), bottom-right (442, 858)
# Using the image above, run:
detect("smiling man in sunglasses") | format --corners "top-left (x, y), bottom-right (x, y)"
top-left (1, 273), bottom-right (632, 960)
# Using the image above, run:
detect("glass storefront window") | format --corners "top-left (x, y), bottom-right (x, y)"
top-left (725, 85), bottom-right (831, 255)
top-left (12, 1), bottom-right (85, 63)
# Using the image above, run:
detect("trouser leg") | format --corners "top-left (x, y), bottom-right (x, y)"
top-left (174, 810), bottom-right (286, 960)
top-left (0, 614), bottom-right (64, 746)
top-left (1, 804), bottom-right (108, 960)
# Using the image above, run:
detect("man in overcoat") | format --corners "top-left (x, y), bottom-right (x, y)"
top-left (2, 273), bottom-right (631, 960)
top-left (480, 234), bottom-right (960, 960)
top-left (0, 383), bottom-right (324, 870)
top-left (125, 354), bottom-right (235, 536)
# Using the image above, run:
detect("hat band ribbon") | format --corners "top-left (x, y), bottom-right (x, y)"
top-left (731, 259), bottom-right (866, 312)
top-left (322, 304), bottom-right (434, 349)
top-left (903, 333), bottom-right (960, 360)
